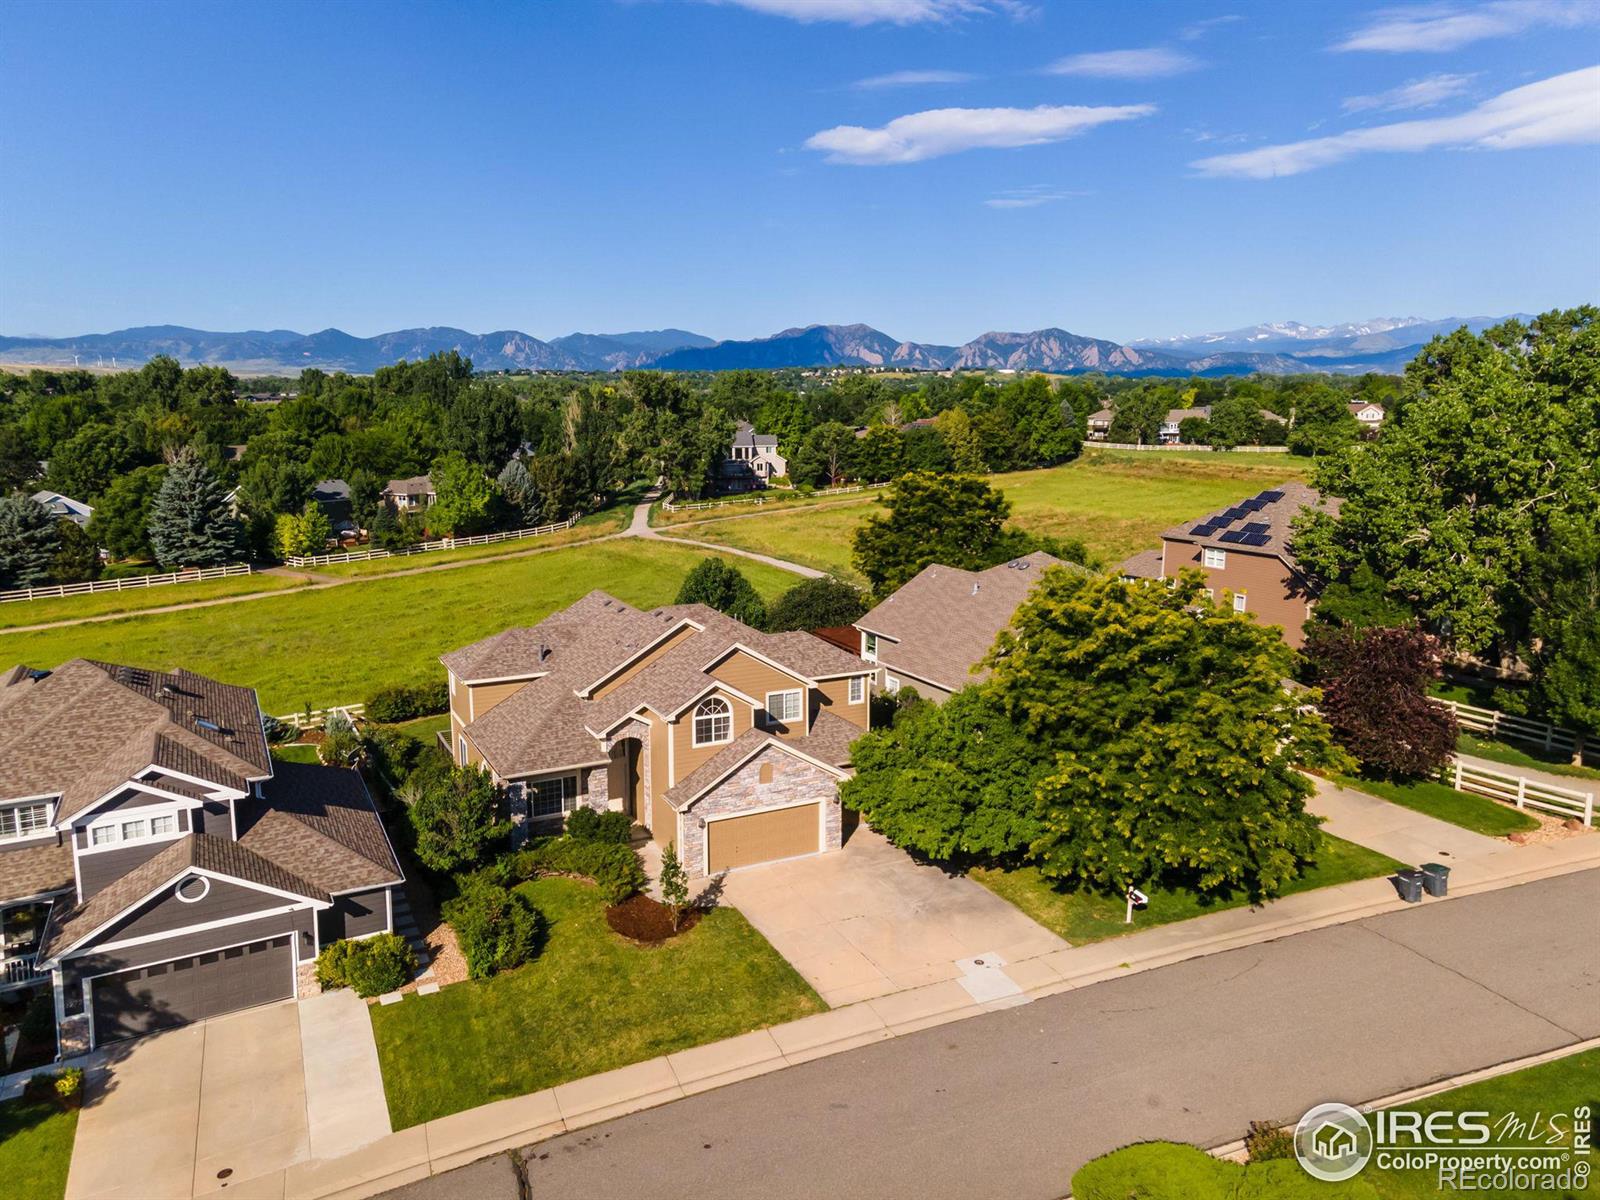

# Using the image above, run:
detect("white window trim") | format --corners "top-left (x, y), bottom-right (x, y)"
top-left (0, 800), bottom-right (52, 843)
top-left (848, 676), bottom-right (865, 705)
top-left (79, 805), bottom-right (186, 854)
top-left (1232, 591), bottom-right (1248, 613)
top-left (861, 632), bottom-right (878, 662)
top-left (692, 698), bottom-right (733, 748)
top-left (1203, 547), bottom-right (1226, 569)
top-left (884, 673), bottom-right (901, 694)
top-left (762, 689), bottom-right (802, 726)
top-left (458, 734), bottom-right (469, 764)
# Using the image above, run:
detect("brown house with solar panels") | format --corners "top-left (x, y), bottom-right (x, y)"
top-left (1117, 482), bottom-right (1339, 648)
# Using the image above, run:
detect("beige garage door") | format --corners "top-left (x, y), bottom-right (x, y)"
top-left (707, 804), bottom-right (819, 873)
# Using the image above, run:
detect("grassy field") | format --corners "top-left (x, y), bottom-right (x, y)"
top-left (971, 833), bottom-right (1402, 945)
top-left (664, 451), bottom-right (1314, 580)
top-left (654, 486), bottom-right (885, 528)
top-left (370, 877), bottom-right (824, 1128)
top-left (0, 1098), bottom-right (79, 1200)
top-left (1337, 774), bottom-right (1542, 836)
top-left (0, 571), bottom-right (307, 631)
top-left (0, 540), bottom-right (798, 714)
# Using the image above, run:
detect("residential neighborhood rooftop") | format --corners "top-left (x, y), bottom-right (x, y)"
top-left (1156, 480), bottom-right (1338, 568)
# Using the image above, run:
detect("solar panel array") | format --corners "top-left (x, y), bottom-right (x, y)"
top-left (1192, 491), bottom-right (1287, 547)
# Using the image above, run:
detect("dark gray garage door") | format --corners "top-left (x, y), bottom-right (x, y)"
top-left (91, 935), bottom-right (294, 1045)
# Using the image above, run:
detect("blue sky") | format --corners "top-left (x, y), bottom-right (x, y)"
top-left (2, 0), bottom-right (1597, 344)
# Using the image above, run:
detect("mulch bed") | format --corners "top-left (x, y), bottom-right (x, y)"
top-left (605, 894), bottom-right (700, 944)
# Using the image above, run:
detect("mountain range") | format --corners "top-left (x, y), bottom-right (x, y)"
top-left (0, 315), bottom-right (1519, 377)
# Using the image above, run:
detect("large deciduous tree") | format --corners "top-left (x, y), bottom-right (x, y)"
top-left (88, 464), bottom-right (167, 561)
top-left (1526, 515), bottom-right (1600, 764)
top-left (766, 576), bottom-right (868, 632)
top-left (852, 472), bottom-right (1014, 598)
top-left (1305, 624), bottom-right (1458, 779)
top-left (147, 450), bottom-right (245, 569)
top-left (427, 451), bottom-right (493, 536)
top-left (675, 558), bottom-right (768, 629)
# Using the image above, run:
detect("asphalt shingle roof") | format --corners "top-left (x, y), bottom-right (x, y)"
top-left (1, 839), bottom-right (74, 900)
top-left (855, 552), bottom-right (1073, 692)
top-left (240, 761), bottom-right (403, 894)
top-left (1157, 480), bottom-right (1339, 571)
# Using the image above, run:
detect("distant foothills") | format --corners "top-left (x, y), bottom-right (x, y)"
top-left (0, 314), bottom-right (1525, 378)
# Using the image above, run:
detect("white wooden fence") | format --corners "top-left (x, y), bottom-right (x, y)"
top-left (283, 517), bottom-right (576, 567)
top-left (0, 563), bottom-right (253, 604)
top-left (1090, 442), bottom-right (1290, 453)
top-left (1446, 758), bottom-right (1594, 827)
top-left (1437, 698), bottom-right (1595, 766)
top-left (272, 703), bottom-right (366, 732)
top-left (662, 484), bottom-right (870, 513)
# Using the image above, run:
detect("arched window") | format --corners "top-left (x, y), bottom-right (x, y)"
top-left (693, 697), bottom-right (732, 746)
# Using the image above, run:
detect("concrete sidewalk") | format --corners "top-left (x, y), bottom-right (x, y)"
top-left (194, 828), bottom-right (1600, 1200)
top-left (1307, 775), bottom-right (1508, 865)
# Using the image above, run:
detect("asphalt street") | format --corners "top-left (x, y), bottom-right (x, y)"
top-left (388, 868), bottom-right (1600, 1200)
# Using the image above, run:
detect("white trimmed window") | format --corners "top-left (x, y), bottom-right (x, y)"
top-left (85, 808), bottom-right (182, 849)
top-left (458, 735), bottom-right (469, 764)
top-left (693, 697), bottom-right (733, 746)
top-left (884, 673), bottom-right (901, 694)
top-left (763, 689), bottom-right (802, 726)
top-left (848, 676), bottom-right (865, 704)
top-left (862, 632), bottom-right (878, 661)
top-left (0, 801), bottom-right (50, 841)
top-left (1232, 592), bottom-right (1248, 613)
top-left (1203, 547), bottom-right (1226, 569)
top-left (529, 776), bottom-right (579, 819)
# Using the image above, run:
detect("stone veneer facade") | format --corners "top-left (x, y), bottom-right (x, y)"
top-left (677, 745), bottom-right (842, 878)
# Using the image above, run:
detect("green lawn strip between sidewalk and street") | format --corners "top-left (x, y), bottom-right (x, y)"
top-left (1336, 774), bottom-right (1542, 837)
top-left (970, 833), bottom-right (1404, 944)
top-left (369, 877), bottom-right (825, 1129)
top-left (0, 1097), bottom-right (79, 1200)
top-left (0, 539), bottom-right (798, 715)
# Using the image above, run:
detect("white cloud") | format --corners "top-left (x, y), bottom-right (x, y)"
top-left (1334, 1), bottom-right (1597, 52)
top-left (1044, 47), bottom-right (1201, 79)
top-left (806, 102), bottom-right (1155, 164)
top-left (1192, 66), bottom-right (1600, 178)
top-left (1343, 72), bottom-right (1477, 112)
top-left (703, 0), bottom-right (1029, 25)
top-left (1179, 14), bottom-right (1243, 41)
top-left (983, 185), bottom-right (1089, 208)
top-left (853, 69), bottom-right (977, 89)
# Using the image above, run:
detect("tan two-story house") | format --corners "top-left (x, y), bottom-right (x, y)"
top-left (1117, 481), bottom-right (1338, 648)
top-left (442, 591), bottom-right (874, 877)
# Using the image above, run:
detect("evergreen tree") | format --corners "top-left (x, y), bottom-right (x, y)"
top-left (497, 458), bottom-right (543, 525)
top-left (0, 496), bottom-right (61, 587)
top-left (147, 450), bottom-right (246, 568)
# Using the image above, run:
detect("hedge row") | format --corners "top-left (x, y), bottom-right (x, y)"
top-left (366, 681), bottom-right (450, 724)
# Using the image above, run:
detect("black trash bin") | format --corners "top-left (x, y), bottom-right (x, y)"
top-left (1421, 862), bottom-right (1450, 897)
top-left (1396, 870), bottom-right (1425, 903)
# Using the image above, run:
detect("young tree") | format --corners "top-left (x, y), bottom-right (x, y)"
top-left (766, 576), bottom-right (868, 632)
top-left (659, 842), bottom-right (689, 929)
top-left (987, 570), bottom-right (1347, 899)
top-left (274, 502), bottom-right (333, 559)
top-left (406, 763), bottom-right (510, 875)
top-left (676, 558), bottom-right (768, 629)
top-left (427, 451), bottom-right (493, 536)
top-left (88, 464), bottom-right (167, 561)
top-left (0, 496), bottom-right (61, 587)
top-left (851, 472), bottom-right (1012, 598)
top-left (147, 450), bottom-right (246, 568)
top-left (1305, 624), bottom-right (1458, 779)
top-left (50, 518), bottom-right (102, 584)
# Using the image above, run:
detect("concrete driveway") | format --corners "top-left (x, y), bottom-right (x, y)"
top-left (66, 990), bottom-right (389, 1200)
top-left (717, 827), bottom-right (1067, 1007)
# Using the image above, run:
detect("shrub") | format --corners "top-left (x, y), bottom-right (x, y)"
top-left (406, 763), bottom-right (510, 875)
top-left (324, 709), bottom-right (355, 737)
top-left (564, 807), bottom-right (632, 845)
top-left (18, 990), bottom-right (54, 1046)
top-left (319, 727), bottom-right (364, 768)
top-left (366, 681), bottom-right (451, 724)
top-left (522, 836), bottom-right (647, 903)
top-left (261, 714), bottom-right (295, 744)
top-left (363, 727), bottom-right (429, 787)
top-left (53, 1067), bottom-right (84, 1106)
top-left (1244, 1120), bottom-right (1295, 1162)
top-left (767, 575), bottom-right (868, 633)
top-left (443, 876), bottom-right (544, 979)
top-left (315, 933), bottom-right (416, 997)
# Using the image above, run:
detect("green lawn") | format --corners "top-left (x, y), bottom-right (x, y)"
top-left (1071, 1047), bottom-right (1599, 1199)
top-left (369, 877), bottom-right (824, 1128)
top-left (0, 539), bottom-right (799, 714)
top-left (0, 1098), bottom-right (79, 1200)
top-left (0, 571), bottom-right (307, 631)
top-left (1337, 774), bottom-right (1542, 837)
top-left (389, 712), bottom-right (452, 742)
top-left (313, 500), bottom-right (636, 578)
top-left (971, 833), bottom-right (1403, 945)
top-left (1458, 733), bottom-right (1600, 782)
top-left (269, 743), bottom-right (321, 764)
top-left (667, 452), bottom-right (1315, 580)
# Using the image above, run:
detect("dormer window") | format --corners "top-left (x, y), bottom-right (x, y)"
top-left (86, 810), bottom-right (180, 849)
top-left (862, 632), bottom-right (878, 662)
top-left (0, 801), bottom-right (50, 841)
top-left (693, 697), bottom-right (732, 747)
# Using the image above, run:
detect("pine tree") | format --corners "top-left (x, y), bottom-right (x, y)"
top-left (659, 842), bottom-right (689, 930)
top-left (0, 497), bottom-right (61, 588)
top-left (147, 450), bottom-right (245, 569)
